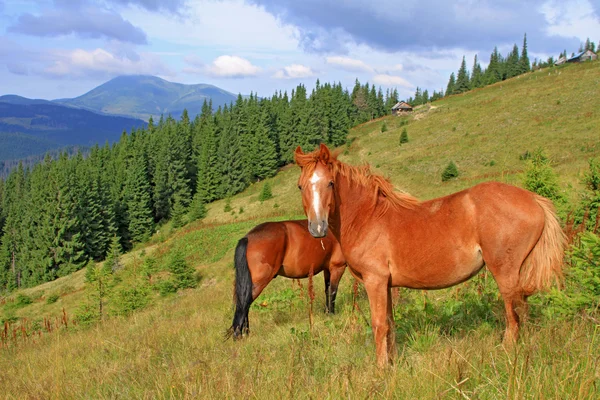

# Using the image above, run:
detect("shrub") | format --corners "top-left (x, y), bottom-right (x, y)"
top-left (15, 293), bottom-right (32, 307)
top-left (380, 121), bottom-right (388, 133)
top-left (441, 161), bottom-right (459, 181)
top-left (223, 198), bottom-right (232, 212)
top-left (168, 250), bottom-right (199, 290)
top-left (535, 232), bottom-right (600, 318)
top-left (399, 128), bottom-right (409, 144)
top-left (258, 182), bottom-right (273, 202)
top-left (156, 279), bottom-right (178, 296)
top-left (113, 283), bottom-right (150, 315)
top-left (522, 148), bottom-right (565, 203)
top-left (46, 293), bottom-right (60, 304)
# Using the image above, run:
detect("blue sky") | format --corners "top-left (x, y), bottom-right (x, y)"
top-left (0, 0), bottom-right (598, 100)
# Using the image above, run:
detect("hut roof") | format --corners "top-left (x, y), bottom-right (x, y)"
top-left (392, 101), bottom-right (413, 110)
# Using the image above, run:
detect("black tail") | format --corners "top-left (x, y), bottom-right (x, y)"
top-left (228, 237), bottom-right (252, 340)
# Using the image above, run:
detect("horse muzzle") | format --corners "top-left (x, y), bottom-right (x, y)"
top-left (308, 219), bottom-right (328, 238)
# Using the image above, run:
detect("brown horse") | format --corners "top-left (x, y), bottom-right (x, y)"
top-left (295, 144), bottom-right (566, 366)
top-left (229, 220), bottom-right (346, 339)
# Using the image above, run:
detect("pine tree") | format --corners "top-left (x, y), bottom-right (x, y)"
top-left (103, 235), bottom-right (122, 274)
top-left (399, 128), bottom-right (409, 144)
top-left (470, 54), bottom-right (483, 88)
top-left (442, 161), bottom-right (459, 181)
top-left (520, 33), bottom-right (531, 74)
top-left (505, 44), bottom-right (520, 79)
top-left (258, 182), bottom-right (273, 202)
top-left (446, 73), bottom-right (456, 96)
top-left (250, 106), bottom-right (279, 180)
top-left (125, 147), bottom-right (154, 244)
top-left (169, 249), bottom-right (197, 289)
top-left (454, 56), bottom-right (470, 94)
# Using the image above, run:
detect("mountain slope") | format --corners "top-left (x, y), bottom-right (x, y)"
top-left (55, 75), bottom-right (239, 121)
top-left (0, 102), bottom-right (146, 162)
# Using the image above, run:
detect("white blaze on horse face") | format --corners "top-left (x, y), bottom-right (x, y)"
top-left (310, 171), bottom-right (323, 227)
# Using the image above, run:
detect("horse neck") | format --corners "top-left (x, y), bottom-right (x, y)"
top-left (330, 171), bottom-right (377, 245)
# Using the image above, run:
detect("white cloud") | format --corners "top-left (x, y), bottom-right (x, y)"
top-left (541, 0), bottom-right (600, 42)
top-left (325, 56), bottom-right (374, 72)
top-left (43, 48), bottom-right (171, 78)
top-left (201, 55), bottom-right (261, 78)
top-left (373, 74), bottom-right (413, 88)
top-left (273, 64), bottom-right (315, 79)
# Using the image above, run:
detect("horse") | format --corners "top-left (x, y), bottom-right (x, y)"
top-left (295, 143), bottom-right (566, 366)
top-left (229, 220), bottom-right (346, 339)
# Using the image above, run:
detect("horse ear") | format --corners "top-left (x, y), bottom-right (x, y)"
top-left (319, 143), bottom-right (331, 164)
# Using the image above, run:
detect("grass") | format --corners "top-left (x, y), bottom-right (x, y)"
top-left (1, 61), bottom-right (600, 398)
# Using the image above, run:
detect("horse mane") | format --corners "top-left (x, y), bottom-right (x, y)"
top-left (296, 147), bottom-right (420, 211)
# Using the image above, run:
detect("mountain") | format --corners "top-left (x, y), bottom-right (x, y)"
top-left (0, 95), bottom-right (55, 106)
top-left (55, 75), bottom-right (239, 121)
top-left (0, 101), bottom-right (146, 162)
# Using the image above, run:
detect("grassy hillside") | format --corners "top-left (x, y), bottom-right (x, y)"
top-left (56, 75), bottom-right (239, 121)
top-left (1, 62), bottom-right (600, 398)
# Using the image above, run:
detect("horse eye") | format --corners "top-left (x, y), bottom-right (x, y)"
top-left (297, 185), bottom-right (302, 190)
top-left (328, 181), bottom-right (334, 187)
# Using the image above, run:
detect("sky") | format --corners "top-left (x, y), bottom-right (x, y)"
top-left (0, 0), bottom-right (599, 101)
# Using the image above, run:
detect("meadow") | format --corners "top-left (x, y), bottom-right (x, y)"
top-left (1, 61), bottom-right (600, 399)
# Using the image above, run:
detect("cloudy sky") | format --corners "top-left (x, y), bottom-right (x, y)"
top-left (0, 0), bottom-right (598, 100)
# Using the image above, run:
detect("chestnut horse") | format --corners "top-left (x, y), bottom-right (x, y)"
top-left (229, 220), bottom-right (346, 339)
top-left (295, 144), bottom-right (566, 366)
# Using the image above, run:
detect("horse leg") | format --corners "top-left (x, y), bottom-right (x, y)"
top-left (364, 277), bottom-right (393, 367)
top-left (487, 264), bottom-right (526, 344)
top-left (386, 286), bottom-right (397, 361)
top-left (323, 270), bottom-right (332, 313)
top-left (327, 264), bottom-right (345, 314)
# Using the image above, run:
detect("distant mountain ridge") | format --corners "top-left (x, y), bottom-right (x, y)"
top-left (54, 75), bottom-right (239, 121)
top-left (0, 101), bottom-right (146, 162)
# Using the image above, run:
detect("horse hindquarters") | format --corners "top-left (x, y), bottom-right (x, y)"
top-left (481, 193), bottom-right (565, 343)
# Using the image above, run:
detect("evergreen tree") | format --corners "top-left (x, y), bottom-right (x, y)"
top-left (103, 235), bottom-right (122, 274)
top-left (169, 249), bottom-right (197, 289)
top-left (520, 33), bottom-right (531, 74)
top-left (454, 56), bottom-right (471, 94)
top-left (446, 73), bottom-right (456, 96)
top-left (400, 128), bottom-right (409, 144)
top-left (470, 54), bottom-right (483, 88)
top-left (125, 147), bottom-right (154, 244)
top-left (442, 161), bottom-right (459, 181)
top-left (258, 181), bottom-right (273, 202)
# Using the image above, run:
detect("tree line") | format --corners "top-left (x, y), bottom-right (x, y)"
top-left (0, 79), bottom-right (397, 292)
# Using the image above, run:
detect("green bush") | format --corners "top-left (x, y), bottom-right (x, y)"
top-left (535, 232), bottom-right (600, 318)
top-left (399, 128), bottom-right (408, 144)
top-left (15, 293), bottom-right (32, 307)
top-left (46, 293), bottom-right (60, 304)
top-left (156, 279), bottom-right (178, 296)
top-left (522, 148), bottom-right (565, 203)
top-left (223, 198), bottom-right (232, 212)
top-left (381, 121), bottom-right (388, 133)
top-left (168, 250), bottom-right (199, 290)
top-left (113, 283), bottom-right (150, 315)
top-left (441, 161), bottom-right (459, 181)
top-left (258, 182), bottom-right (273, 202)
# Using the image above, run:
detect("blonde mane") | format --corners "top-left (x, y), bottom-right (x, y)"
top-left (296, 148), bottom-right (420, 211)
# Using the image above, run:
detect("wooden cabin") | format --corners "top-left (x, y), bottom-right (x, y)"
top-left (391, 101), bottom-right (413, 115)
top-left (567, 50), bottom-right (598, 63)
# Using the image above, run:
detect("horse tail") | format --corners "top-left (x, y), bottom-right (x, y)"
top-left (519, 195), bottom-right (566, 295)
top-left (228, 237), bottom-right (252, 339)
